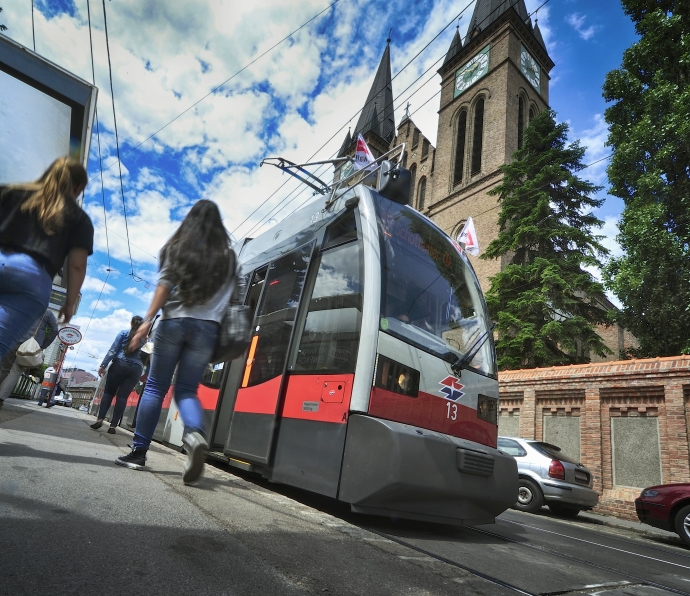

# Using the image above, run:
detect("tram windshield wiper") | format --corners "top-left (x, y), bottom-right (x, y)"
top-left (451, 322), bottom-right (496, 375)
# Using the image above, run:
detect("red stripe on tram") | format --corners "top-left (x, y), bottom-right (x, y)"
top-left (368, 387), bottom-right (497, 448)
top-left (233, 376), bottom-right (283, 415)
top-left (281, 374), bottom-right (354, 424)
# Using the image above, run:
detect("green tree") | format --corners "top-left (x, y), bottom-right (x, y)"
top-left (602, 0), bottom-right (690, 356)
top-left (480, 110), bottom-right (611, 370)
top-left (0, 7), bottom-right (7, 32)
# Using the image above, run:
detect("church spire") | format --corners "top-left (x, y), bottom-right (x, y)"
top-left (352, 39), bottom-right (395, 143)
top-left (465, 0), bottom-right (529, 44)
top-left (443, 26), bottom-right (463, 66)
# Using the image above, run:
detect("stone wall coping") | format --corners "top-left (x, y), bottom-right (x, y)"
top-left (498, 355), bottom-right (690, 387)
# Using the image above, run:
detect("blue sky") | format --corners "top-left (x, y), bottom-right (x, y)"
top-left (1, 0), bottom-right (639, 371)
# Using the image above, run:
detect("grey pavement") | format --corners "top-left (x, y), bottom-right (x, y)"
top-left (0, 397), bottom-right (518, 596)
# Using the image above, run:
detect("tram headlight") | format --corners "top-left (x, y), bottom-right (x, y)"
top-left (477, 394), bottom-right (498, 425)
top-left (375, 354), bottom-right (420, 397)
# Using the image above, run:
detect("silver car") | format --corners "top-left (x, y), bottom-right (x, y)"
top-left (497, 436), bottom-right (599, 518)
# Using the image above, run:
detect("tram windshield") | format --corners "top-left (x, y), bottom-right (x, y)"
top-left (374, 195), bottom-right (496, 376)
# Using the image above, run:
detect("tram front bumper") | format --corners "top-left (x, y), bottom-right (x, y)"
top-left (338, 415), bottom-right (518, 526)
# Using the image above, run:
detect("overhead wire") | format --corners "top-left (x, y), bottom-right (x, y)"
top-left (101, 0), bottom-right (342, 175)
top-left (86, 0), bottom-right (111, 272)
top-left (101, 0), bottom-right (136, 281)
top-left (231, 0), bottom-right (480, 239)
top-left (241, 0), bottom-right (555, 239)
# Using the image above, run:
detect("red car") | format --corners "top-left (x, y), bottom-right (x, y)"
top-left (635, 483), bottom-right (690, 546)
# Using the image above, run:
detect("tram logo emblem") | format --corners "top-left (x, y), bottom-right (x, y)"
top-left (439, 376), bottom-right (464, 401)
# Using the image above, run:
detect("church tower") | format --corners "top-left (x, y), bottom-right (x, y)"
top-left (428, 0), bottom-right (553, 290)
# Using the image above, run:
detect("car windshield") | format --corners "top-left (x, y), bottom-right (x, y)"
top-left (373, 194), bottom-right (496, 376)
top-left (530, 441), bottom-right (580, 465)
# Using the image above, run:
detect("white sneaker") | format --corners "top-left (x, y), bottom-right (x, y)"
top-left (182, 431), bottom-right (208, 484)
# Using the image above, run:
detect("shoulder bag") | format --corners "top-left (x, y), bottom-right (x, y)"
top-left (16, 337), bottom-right (44, 368)
top-left (210, 257), bottom-right (251, 364)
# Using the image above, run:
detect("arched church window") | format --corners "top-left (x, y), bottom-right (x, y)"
top-left (422, 139), bottom-right (429, 159)
top-left (418, 177), bottom-right (427, 210)
top-left (412, 128), bottom-right (420, 149)
top-left (518, 96), bottom-right (525, 149)
top-left (529, 106), bottom-right (536, 121)
top-left (401, 152), bottom-right (407, 169)
top-left (471, 98), bottom-right (484, 175)
top-left (453, 110), bottom-right (467, 186)
top-left (409, 164), bottom-right (417, 206)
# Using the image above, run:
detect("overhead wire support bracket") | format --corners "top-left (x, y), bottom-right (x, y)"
top-left (260, 157), bottom-right (337, 195)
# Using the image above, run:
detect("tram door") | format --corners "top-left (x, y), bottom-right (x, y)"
top-left (225, 243), bottom-right (314, 464)
top-left (209, 268), bottom-right (266, 451)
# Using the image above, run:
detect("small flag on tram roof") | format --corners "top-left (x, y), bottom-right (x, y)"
top-left (353, 133), bottom-right (375, 171)
top-left (458, 216), bottom-right (480, 256)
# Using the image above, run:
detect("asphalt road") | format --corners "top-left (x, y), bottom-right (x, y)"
top-left (1, 398), bottom-right (688, 596)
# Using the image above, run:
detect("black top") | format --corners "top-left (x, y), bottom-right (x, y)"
top-left (0, 186), bottom-right (94, 277)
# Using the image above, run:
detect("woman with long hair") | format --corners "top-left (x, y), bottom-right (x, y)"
top-left (0, 158), bottom-right (93, 360)
top-left (117, 200), bottom-right (236, 484)
top-left (91, 316), bottom-right (145, 434)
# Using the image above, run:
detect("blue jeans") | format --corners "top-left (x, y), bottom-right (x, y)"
top-left (132, 318), bottom-right (218, 450)
top-left (0, 250), bottom-right (52, 361)
top-left (97, 359), bottom-right (142, 426)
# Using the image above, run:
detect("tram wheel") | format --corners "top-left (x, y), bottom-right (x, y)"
top-left (514, 478), bottom-right (544, 513)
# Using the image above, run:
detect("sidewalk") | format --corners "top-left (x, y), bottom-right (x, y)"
top-left (0, 397), bottom-right (516, 596)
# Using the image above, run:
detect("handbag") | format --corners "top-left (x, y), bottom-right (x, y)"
top-left (16, 337), bottom-right (44, 368)
top-left (210, 253), bottom-right (251, 364)
top-left (211, 303), bottom-right (252, 364)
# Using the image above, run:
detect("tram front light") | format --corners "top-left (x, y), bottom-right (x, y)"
top-left (375, 355), bottom-right (420, 397)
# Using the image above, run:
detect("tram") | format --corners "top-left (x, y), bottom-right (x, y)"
top-left (96, 147), bottom-right (518, 525)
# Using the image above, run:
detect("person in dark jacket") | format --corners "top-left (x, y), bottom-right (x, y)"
top-left (91, 316), bottom-right (145, 434)
top-left (0, 158), bottom-right (93, 361)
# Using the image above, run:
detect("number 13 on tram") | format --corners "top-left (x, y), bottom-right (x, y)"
top-left (208, 168), bottom-right (518, 526)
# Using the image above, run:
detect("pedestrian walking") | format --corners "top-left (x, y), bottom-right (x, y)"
top-left (116, 200), bottom-right (236, 484)
top-left (0, 158), bottom-right (93, 361)
top-left (91, 316), bottom-right (145, 434)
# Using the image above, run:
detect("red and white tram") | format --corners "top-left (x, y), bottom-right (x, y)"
top-left (98, 151), bottom-right (518, 525)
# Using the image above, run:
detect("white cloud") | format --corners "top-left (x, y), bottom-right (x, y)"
top-left (124, 286), bottom-right (155, 304)
top-left (81, 275), bottom-right (116, 294)
top-left (573, 113), bottom-right (610, 185)
top-left (88, 298), bottom-right (124, 312)
top-left (566, 13), bottom-right (600, 41)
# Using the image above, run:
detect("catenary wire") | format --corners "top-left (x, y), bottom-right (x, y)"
top-left (101, 0), bottom-right (341, 174)
top-left (239, 0), bottom-right (553, 239)
top-left (101, 0), bottom-right (136, 280)
top-left (86, 0), bottom-right (111, 271)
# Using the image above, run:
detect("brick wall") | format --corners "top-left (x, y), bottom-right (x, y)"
top-left (499, 356), bottom-right (690, 520)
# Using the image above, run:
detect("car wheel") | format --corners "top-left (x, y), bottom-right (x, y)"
top-left (674, 504), bottom-right (690, 546)
top-left (515, 478), bottom-right (544, 513)
top-left (548, 503), bottom-right (581, 518)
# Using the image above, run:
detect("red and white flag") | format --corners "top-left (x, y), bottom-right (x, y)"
top-left (353, 133), bottom-right (375, 171)
top-left (458, 216), bottom-right (480, 256)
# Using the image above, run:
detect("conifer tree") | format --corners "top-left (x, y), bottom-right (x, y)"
top-left (481, 110), bottom-right (611, 370)
top-left (602, 0), bottom-right (690, 356)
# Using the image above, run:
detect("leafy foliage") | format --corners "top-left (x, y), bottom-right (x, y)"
top-left (481, 110), bottom-right (611, 369)
top-left (602, 0), bottom-right (690, 356)
top-left (0, 7), bottom-right (7, 32)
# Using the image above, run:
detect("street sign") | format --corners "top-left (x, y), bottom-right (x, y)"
top-left (58, 327), bottom-right (82, 345)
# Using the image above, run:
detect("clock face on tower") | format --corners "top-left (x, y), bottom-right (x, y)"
top-left (454, 45), bottom-right (490, 97)
top-left (520, 45), bottom-right (540, 91)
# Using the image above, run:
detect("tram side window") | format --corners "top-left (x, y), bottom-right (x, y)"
top-left (246, 244), bottom-right (313, 387)
top-left (294, 235), bottom-right (363, 374)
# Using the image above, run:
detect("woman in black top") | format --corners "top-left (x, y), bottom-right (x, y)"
top-left (0, 157), bottom-right (94, 361)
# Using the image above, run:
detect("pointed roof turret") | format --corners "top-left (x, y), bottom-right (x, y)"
top-left (465, 0), bottom-right (529, 44)
top-left (443, 26), bottom-right (463, 66)
top-left (338, 128), bottom-right (352, 158)
top-left (353, 39), bottom-right (395, 143)
top-left (532, 20), bottom-right (546, 50)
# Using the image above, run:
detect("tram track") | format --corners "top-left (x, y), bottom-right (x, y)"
top-left (463, 523), bottom-right (690, 596)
